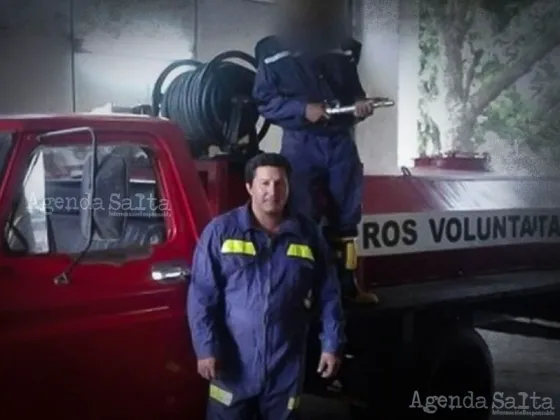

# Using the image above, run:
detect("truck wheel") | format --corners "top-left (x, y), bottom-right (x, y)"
top-left (403, 326), bottom-right (494, 419)
top-left (349, 326), bottom-right (494, 420)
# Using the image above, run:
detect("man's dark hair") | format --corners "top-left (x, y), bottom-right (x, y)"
top-left (244, 152), bottom-right (292, 185)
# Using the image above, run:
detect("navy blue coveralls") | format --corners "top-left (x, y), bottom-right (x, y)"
top-left (187, 204), bottom-right (345, 420)
top-left (252, 35), bottom-right (367, 239)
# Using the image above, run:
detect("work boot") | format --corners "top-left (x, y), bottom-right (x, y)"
top-left (333, 237), bottom-right (379, 305)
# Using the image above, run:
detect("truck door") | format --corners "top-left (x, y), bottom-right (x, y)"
top-left (0, 130), bottom-right (206, 420)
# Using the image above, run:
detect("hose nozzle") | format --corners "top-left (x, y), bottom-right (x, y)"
top-left (325, 97), bottom-right (395, 115)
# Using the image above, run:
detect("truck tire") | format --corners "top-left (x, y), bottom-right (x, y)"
top-left (349, 326), bottom-right (494, 420)
top-left (401, 326), bottom-right (494, 419)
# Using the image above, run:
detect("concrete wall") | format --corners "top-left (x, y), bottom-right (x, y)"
top-left (0, 0), bottom-right (72, 112)
top-left (0, 0), bottom-right (195, 113)
top-left (73, 0), bottom-right (195, 112)
top-left (0, 0), bottom-right (409, 172)
top-left (357, 0), bottom-right (401, 173)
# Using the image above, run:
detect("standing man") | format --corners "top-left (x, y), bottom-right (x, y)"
top-left (187, 153), bottom-right (345, 419)
top-left (252, 0), bottom-right (378, 304)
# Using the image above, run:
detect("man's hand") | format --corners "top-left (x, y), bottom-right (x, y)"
top-left (197, 357), bottom-right (219, 381)
top-left (305, 103), bottom-right (329, 123)
top-left (354, 100), bottom-right (375, 119)
top-left (317, 352), bottom-right (340, 378)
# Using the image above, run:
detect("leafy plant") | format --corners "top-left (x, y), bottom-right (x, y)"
top-left (417, 0), bottom-right (560, 170)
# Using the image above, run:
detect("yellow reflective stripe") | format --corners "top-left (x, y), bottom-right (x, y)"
top-left (209, 384), bottom-right (233, 406)
top-left (221, 239), bottom-right (256, 255)
top-left (286, 244), bottom-right (314, 261)
top-left (287, 396), bottom-right (300, 410)
top-left (344, 240), bottom-right (357, 270)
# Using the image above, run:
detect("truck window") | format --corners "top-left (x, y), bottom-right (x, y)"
top-left (4, 143), bottom-right (167, 255)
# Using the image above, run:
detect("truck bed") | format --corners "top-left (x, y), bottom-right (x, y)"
top-left (347, 268), bottom-right (560, 319)
top-left (193, 159), bottom-right (560, 322)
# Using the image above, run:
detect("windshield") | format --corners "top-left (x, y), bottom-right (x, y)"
top-left (0, 132), bottom-right (13, 181)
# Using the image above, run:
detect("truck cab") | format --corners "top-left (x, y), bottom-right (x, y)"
top-left (0, 115), bottom-right (210, 420)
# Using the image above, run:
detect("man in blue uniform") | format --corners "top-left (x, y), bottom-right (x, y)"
top-left (187, 153), bottom-right (345, 419)
top-left (252, 0), bottom-right (378, 304)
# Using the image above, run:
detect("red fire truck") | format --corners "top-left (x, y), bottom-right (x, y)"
top-left (1, 52), bottom-right (559, 420)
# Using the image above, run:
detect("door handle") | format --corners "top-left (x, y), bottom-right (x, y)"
top-left (151, 261), bottom-right (191, 284)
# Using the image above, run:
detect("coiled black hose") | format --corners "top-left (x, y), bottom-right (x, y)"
top-left (151, 50), bottom-right (270, 159)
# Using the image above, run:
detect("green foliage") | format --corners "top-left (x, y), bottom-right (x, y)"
top-left (475, 57), bottom-right (560, 159)
top-left (417, 2), bottom-right (441, 154)
top-left (526, 59), bottom-right (560, 157)
top-left (474, 87), bottom-right (532, 146)
top-left (530, 57), bottom-right (558, 98)
top-left (476, 53), bottom-right (504, 85)
top-left (418, 0), bottom-right (560, 161)
top-left (480, 0), bottom-right (537, 33)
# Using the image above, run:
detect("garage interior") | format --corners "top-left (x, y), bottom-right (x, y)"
top-left (1, 0), bottom-right (560, 419)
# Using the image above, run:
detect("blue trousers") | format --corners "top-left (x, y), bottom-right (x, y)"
top-left (280, 130), bottom-right (364, 238)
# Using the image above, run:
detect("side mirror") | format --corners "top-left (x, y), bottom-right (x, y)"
top-left (80, 152), bottom-right (128, 241)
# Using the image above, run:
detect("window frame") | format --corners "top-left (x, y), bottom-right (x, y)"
top-left (3, 134), bottom-right (172, 258)
top-left (0, 131), bottom-right (15, 192)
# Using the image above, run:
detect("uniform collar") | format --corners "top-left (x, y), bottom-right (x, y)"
top-left (236, 202), bottom-right (305, 239)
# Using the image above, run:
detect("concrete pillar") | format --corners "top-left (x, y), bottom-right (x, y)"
top-left (355, 0), bottom-right (400, 174)
top-left (397, 0), bottom-right (420, 170)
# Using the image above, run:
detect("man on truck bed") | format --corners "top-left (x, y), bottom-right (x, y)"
top-left (252, 0), bottom-right (377, 304)
top-left (187, 153), bottom-right (345, 419)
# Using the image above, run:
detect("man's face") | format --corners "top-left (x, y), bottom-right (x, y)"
top-left (246, 166), bottom-right (289, 215)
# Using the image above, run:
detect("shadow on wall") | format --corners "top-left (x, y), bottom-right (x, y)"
top-left (417, 0), bottom-right (560, 175)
